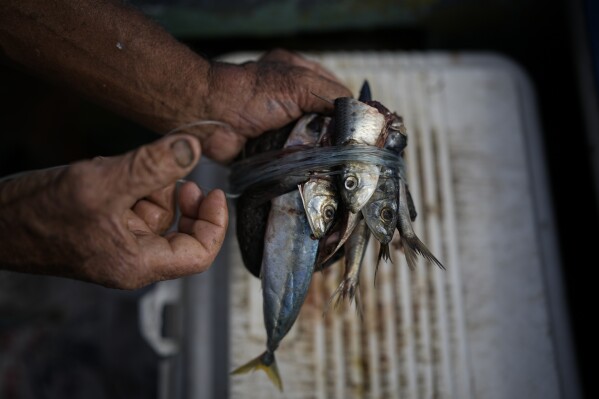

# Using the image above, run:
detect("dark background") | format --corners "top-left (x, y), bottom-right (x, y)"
top-left (1, 0), bottom-right (597, 397)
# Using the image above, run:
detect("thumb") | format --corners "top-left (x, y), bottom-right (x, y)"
top-left (115, 134), bottom-right (201, 202)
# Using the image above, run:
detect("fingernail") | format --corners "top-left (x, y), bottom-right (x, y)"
top-left (171, 139), bottom-right (194, 167)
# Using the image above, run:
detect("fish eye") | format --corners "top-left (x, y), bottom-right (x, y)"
top-left (344, 176), bottom-right (358, 191)
top-left (380, 207), bottom-right (394, 222)
top-left (323, 204), bottom-right (336, 221)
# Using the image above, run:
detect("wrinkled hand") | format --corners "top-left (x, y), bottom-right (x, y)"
top-left (0, 135), bottom-right (228, 289)
top-left (200, 49), bottom-right (352, 163)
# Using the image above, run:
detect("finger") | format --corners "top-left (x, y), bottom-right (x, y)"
top-left (296, 73), bottom-right (353, 114)
top-left (201, 126), bottom-right (246, 164)
top-left (138, 189), bottom-right (228, 280)
top-left (178, 189), bottom-right (227, 239)
top-left (110, 134), bottom-right (201, 205)
top-left (131, 184), bottom-right (176, 234)
top-left (260, 48), bottom-right (340, 83)
top-left (178, 181), bottom-right (203, 218)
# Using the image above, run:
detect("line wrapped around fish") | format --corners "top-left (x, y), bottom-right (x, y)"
top-left (231, 81), bottom-right (443, 390)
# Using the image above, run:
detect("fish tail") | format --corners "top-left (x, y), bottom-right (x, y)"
top-left (401, 237), bottom-right (419, 270)
top-left (353, 288), bottom-right (364, 320)
top-left (325, 278), bottom-right (362, 315)
top-left (374, 244), bottom-right (392, 285)
top-left (404, 235), bottom-right (445, 270)
top-left (324, 281), bottom-right (346, 315)
top-left (231, 351), bottom-right (283, 391)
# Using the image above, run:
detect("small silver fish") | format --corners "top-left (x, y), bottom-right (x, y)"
top-left (397, 182), bottom-right (444, 270)
top-left (316, 208), bottom-right (361, 267)
top-left (299, 177), bottom-right (338, 239)
top-left (298, 115), bottom-right (339, 239)
top-left (328, 217), bottom-right (370, 310)
top-left (362, 168), bottom-right (398, 264)
top-left (334, 97), bottom-right (386, 213)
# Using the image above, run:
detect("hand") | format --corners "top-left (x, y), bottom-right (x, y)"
top-left (0, 135), bottom-right (228, 289)
top-left (200, 49), bottom-right (352, 163)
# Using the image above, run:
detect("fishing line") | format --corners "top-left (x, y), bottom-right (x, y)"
top-left (228, 144), bottom-right (404, 196)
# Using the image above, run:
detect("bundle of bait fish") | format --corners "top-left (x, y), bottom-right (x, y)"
top-left (230, 81), bottom-right (443, 390)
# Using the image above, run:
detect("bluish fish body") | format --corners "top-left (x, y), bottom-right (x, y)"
top-left (232, 112), bottom-right (322, 391)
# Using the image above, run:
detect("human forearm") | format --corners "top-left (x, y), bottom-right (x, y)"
top-left (0, 1), bottom-right (352, 162)
top-left (0, 0), bottom-right (210, 134)
top-left (0, 135), bottom-right (228, 289)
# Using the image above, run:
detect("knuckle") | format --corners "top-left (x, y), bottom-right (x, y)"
top-left (130, 145), bottom-right (172, 187)
top-left (61, 160), bottom-right (104, 211)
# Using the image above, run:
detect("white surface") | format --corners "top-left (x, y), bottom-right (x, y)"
top-left (223, 52), bottom-right (576, 398)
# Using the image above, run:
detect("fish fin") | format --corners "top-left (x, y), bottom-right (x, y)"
top-left (358, 80), bottom-right (372, 102)
top-left (353, 288), bottom-right (364, 320)
top-left (401, 237), bottom-right (419, 270)
top-left (403, 236), bottom-right (445, 270)
top-left (231, 351), bottom-right (283, 391)
top-left (374, 244), bottom-right (392, 285)
top-left (406, 186), bottom-right (418, 222)
top-left (324, 279), bottom-right (364, 318)
top-left (324, 281), bottom-right (345, 315)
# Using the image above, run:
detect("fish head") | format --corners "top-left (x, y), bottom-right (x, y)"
top-left (362, 177), bottom-right (398, 244)
top-left (384, 127), bottom-right (408, 154)
top-left (339, 162), bottom-right (380, 213)
top-left (300, 179), bottom-right (339, 238)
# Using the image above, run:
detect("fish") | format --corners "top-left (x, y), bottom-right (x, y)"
top-left (299, 176), bottom-right (338, 239)
top-left (232, 113), bottom-right (322, 390)
top-left (235, 115), bottom-right (323, 277)
top-left (383, 123), bottom-right (418, 222)
top-left (328, 217), bottom-right (371, 311)
top-left (298, 115), bottom-right (339, 239)
top-left (235, 123), bottom-right (295, 278)
top-left (334, 97), bottom-right (386, 213)
top-left (361, 167), bottom-right (398, 265)
top-left (397, 182), bottom-right (444, 270)
top-left (232, 188), bottom-right (319, 390)
top-left (315, 206), bottom-right (361, 267)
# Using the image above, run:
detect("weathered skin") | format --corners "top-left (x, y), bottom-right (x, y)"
top-left (397, 182), bottom-right (444, 270)
top-left (334, 97), bottom-right (385, 213)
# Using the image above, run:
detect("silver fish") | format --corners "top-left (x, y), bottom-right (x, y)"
top-left (397, 182), bottom-right (444, 270)
top-left (334, 97), bottom-right (386, 213)
top-left (316, 208), bottom-right (361, 267)
top-left (328, 217), bottom-right (370, 311)
top-left (232, 114), bottom-right (322, 390)
top-left (299, 176), bottom-right (338, 239)
top-left (232, 190), bottom-right (319, 390)
top-left (362, 168), bottom-right (398, 264)
top-left (384, 125), bottom-right (418, 222)
top-left (298, 115), bottom-right (339, 239)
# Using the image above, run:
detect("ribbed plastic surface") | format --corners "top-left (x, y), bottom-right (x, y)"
top-left (226, 52), bottom-right (574, 398)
